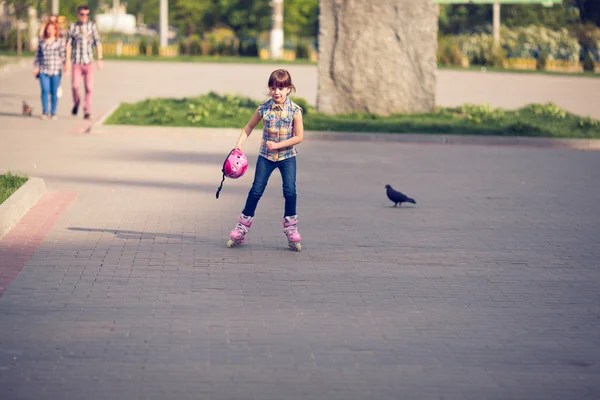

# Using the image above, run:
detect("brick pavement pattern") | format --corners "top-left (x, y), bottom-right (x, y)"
top-left (0, 192), bottom-right (77, 295)
top-left (1, 62), bottom-right (600, 399)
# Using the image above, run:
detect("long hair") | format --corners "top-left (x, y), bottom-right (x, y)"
top-left (43, 21), bottom-right (61, 39)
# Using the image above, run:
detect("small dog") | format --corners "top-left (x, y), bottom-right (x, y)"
top-left (22, 101), bottom-right (33, 117)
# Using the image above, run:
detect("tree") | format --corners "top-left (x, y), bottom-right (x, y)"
top-left (126, 0), bottom-right (159, 28)
top-left (318, 1), bottom-right (438, 115)
top-left (572, 0), bottom-right (600, 25)
top-left (438, 4), bottom-right (491, 34)
top-left (438, 2), bottom-right (589, 35)
top-left (284, 0), bottom-right (318, 38)
top-left (203, 0), bottom-right (271, 38)
top-left (170, 0), bottom-right (211, 36)
top-left (501, 3), bottom-right (580, 29)
top-left (5, 0), bottom-right (34, 56)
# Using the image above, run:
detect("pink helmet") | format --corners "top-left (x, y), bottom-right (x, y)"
top-left (216, 149), bottom-right (248, 199)
top-left (223, 149), bottom-right (248, 179)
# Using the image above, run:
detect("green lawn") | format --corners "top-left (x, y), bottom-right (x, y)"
top-left (0, 172), bottom-right (28, 205)
top-left (105, 92), bottom-right (600, 139)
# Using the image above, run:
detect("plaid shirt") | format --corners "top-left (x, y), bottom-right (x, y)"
top-left (34, 39), bottom-right (66, 76)
top-left (66, 21), bottom-right (101, 64)
top-left (257, 98), bottom-right (303, 161)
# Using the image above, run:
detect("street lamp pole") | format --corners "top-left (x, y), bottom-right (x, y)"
top-left (160, 0), bottom-right (168, 48)
top-left (270, 0), bottom-right (283, 59)
top-left (493, 2), bottom-right (501, 48)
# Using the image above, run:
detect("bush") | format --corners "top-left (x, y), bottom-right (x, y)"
top-left (458, 103), bottom-right (505, 124)
top-left (583, 50), bottom-right (596, 71)
top-left (0, 28), bottom-right (31, 52)
top-left (437, 36), bottom-right (464, 66)
top-left (139, 37), bottom-right (148, 55)
top-left (444, 25), bottom-right (582, 65)
top-left (290, 97), bottom-right (313, 115)
top-left (178, 38), bottom-right (189, 55)
top-left (295, 40), bottom-right (311, 59)
top-left (239, 38), bottom-right (259, 57)
top-left (189, 35), bottom-right (202, 55)
top-left (151, 38), bottom-right (159, 56)
top-left (523, 103), bottom-right (568, 119)
top-left (570, 23), bottom-right (600, 61)
top-left (205, 27), bottom-right (239, 56)
top-left (578, 116), bottom-right (598, 129)
top-left (178, 35), bottom-right (202, 55)
top-left (488, 46), bottom-right (507, 67)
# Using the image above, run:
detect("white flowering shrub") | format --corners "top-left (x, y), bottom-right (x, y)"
top-left (447, 25), bottom-right (581, 63)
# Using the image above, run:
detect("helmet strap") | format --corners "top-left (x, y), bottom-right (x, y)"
top-left (216, 173), bottom-right (225, 199)
top-left (215, 149), bottom-right (237, 199)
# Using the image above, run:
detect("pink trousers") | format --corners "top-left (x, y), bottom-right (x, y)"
top-left (72, 63), bottom-right (94, 114)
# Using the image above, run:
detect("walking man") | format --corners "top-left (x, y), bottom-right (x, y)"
top-left (66, 4), bottom-right (103, 120)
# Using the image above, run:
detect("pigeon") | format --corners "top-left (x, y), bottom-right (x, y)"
top-left (22, 101), bottom-right (33, 117)
top-left (385, 184), bottom-right (416, 207)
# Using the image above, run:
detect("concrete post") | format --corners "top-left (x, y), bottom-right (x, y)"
top-left (493, 2), bottom-right (501, 48)
top-left (270, 0), bottom-right (283, 59)
top-left (160, 0), bottom-right (168, 48)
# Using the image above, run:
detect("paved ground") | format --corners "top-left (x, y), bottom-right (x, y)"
top-left (1, 61), bottom-right (600, 399)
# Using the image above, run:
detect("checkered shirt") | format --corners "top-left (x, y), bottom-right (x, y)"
top-left (34, 39), bottom-right (66, 76)
top-left (66, 21), bottom-right (101, 64)
top-left (257, 98), bottom-right (303, 161)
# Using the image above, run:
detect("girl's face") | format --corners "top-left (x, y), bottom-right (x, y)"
top-left (46, 24), bottom-right (56, 38)
top-left (269, 86), bottom-right (291, 104)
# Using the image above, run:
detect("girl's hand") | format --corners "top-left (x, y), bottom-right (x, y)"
top-left (33, 68), bottom-right (39, 77)
top-left (266, 141), bottom-right (278, 150)
top-left (235, 143), bottom-right (243, 151)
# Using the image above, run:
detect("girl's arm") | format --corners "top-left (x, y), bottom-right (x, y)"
top-left (33, 44), bottom-right (42, 76)
top-left (269, 112), bottom-right (304, 150)
top-left (235, 109), bottom-right (262, 150)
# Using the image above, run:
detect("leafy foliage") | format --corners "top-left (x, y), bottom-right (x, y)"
top-left (106, 94), bottom-right (600, 139)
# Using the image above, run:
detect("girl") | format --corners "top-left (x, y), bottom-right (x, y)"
top-left (34, 21), bottom-right (67, 120)
top-left (228, 69), bottom-right (305, 251)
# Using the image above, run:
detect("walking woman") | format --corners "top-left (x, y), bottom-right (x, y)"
top-left (33, 21), bottom-right (68, 119)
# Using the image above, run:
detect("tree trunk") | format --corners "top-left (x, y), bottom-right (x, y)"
top-left (317, 0), bottom-right (439, 115)
top-left (16, 17), bottom-right (22, 58)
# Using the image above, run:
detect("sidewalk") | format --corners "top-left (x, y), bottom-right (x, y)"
top-left (1, 61), bottom-right (600, 399)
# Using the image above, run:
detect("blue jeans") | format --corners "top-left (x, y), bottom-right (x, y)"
top-left (39, 73), bottom-right (61, 115)
top-left (242, 155), bottom-right (297, 217)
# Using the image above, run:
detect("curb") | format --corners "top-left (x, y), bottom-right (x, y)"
top-left (88, 102), bottom-right (121, 133)
top-left (0, 177), bottom-right (46, 240)
top-left (87, 102), bottom-right (600, 151)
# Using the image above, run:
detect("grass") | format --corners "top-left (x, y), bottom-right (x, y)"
top-left (0, 172), bottom-right (28, 205)
top-left (104, 92), bottom-right (600, 139)
top-left (0, 50), bottom-right (35, 57)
